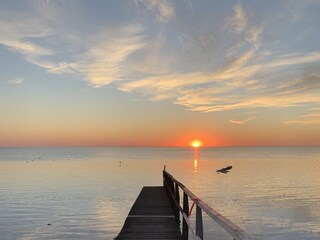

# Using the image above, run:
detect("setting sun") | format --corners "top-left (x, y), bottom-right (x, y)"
top-left (191, 140), bottom-right (202, 148)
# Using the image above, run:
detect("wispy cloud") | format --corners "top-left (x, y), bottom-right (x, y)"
top-left (7, 77), bottom-right (24, 85)
top-left (263, 52), bottom-right (320, 69)
top-left (119, 28), bottom-right (261, 93)
top-left (0, 2), bottom-right (82, 75)
top-left (1, 39), bottom-right (53, 56)
top-left (225, 4), bottom-right (247, 33)
top-left (0, 12), bottom-right (55, 70)
top-left (134, 0), bottom-right (174, 22)
top-left (1, 1), bottom-right (320, 122)
top-left (230, 116), bottom-right (255, 125)
top-left (76, 24), bottom-right (146, 87)
top-left (120, 48), bottom-right (320, 113)
top-left (118, 20), bottom-right (263, 106)
top-left (285, 108), bottom-right (320, 125)
top-left (0, 6), bottom-right (146, 87)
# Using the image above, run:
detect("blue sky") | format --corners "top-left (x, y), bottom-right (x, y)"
top-left (1, 0), bottom-right (320, 146)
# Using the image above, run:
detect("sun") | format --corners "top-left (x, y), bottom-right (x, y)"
top-left (191, 140), bottom-right (202, 148)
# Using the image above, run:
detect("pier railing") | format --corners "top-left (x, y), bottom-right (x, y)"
top-left (163, 167), bottom-right (251, 240)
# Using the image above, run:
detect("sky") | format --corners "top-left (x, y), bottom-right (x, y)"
top-left (0, 0), bottom-right (320, 147)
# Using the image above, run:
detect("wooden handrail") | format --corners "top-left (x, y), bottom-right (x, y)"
top-left (163, 168), bottom-right (251, 240)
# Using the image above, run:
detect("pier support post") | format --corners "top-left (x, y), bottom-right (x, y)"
top-left (174, 182), bottom-right (180, 223)
top-left (196, 205), bottom-right (203, 240)
top-left (182, 192), bottom-right (189, 240)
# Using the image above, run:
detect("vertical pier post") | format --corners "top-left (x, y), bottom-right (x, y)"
top-left (174, 182), bottom-right (180, 223)
top-left (182, 192), bottom-right (189, 240)
top-left (196, 205), bottom-right (203, 240)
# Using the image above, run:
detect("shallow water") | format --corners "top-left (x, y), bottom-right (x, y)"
top-left (0, 147), bottom-right (319, 239)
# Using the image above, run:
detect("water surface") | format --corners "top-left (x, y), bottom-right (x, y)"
top-left (0, 147), bottom-right (319, 239)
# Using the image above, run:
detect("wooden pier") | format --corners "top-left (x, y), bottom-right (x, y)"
top-left (116, 167), bottom-right (251, 240)
top-left (116, 186), bottom-right (181, 239)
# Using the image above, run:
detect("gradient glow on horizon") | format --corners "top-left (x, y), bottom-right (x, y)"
top-left (0, 0), bottom-right (320, 147)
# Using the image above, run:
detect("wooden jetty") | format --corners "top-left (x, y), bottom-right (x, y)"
top-left (116, 167), bottom-right (251, 240)
top-left (116, 186), bottom-right (181, 240)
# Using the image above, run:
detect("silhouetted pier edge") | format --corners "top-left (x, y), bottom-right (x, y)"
top-left (116, 166), bottom-right (251, 240)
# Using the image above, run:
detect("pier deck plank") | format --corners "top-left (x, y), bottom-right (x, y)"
top-left (116, 186), bottom-right (181, 240)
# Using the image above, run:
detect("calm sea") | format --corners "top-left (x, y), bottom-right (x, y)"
top-left (0, 147), bottom-right (319, 239)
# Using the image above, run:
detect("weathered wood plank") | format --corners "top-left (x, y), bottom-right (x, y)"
top-left (116, 186), bottom-right (181, 240)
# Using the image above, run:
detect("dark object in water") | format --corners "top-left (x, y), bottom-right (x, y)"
top-left (216, 166), bottom-right (232, 174)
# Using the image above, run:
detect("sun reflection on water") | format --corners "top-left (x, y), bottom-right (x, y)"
top-left (193, 148), bottom-right (199, 172)
top-left (194, 158), bottom-right (198, 171)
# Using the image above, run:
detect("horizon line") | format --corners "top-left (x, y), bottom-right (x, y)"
top-left (1, 145), bottom-right (319, 148)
